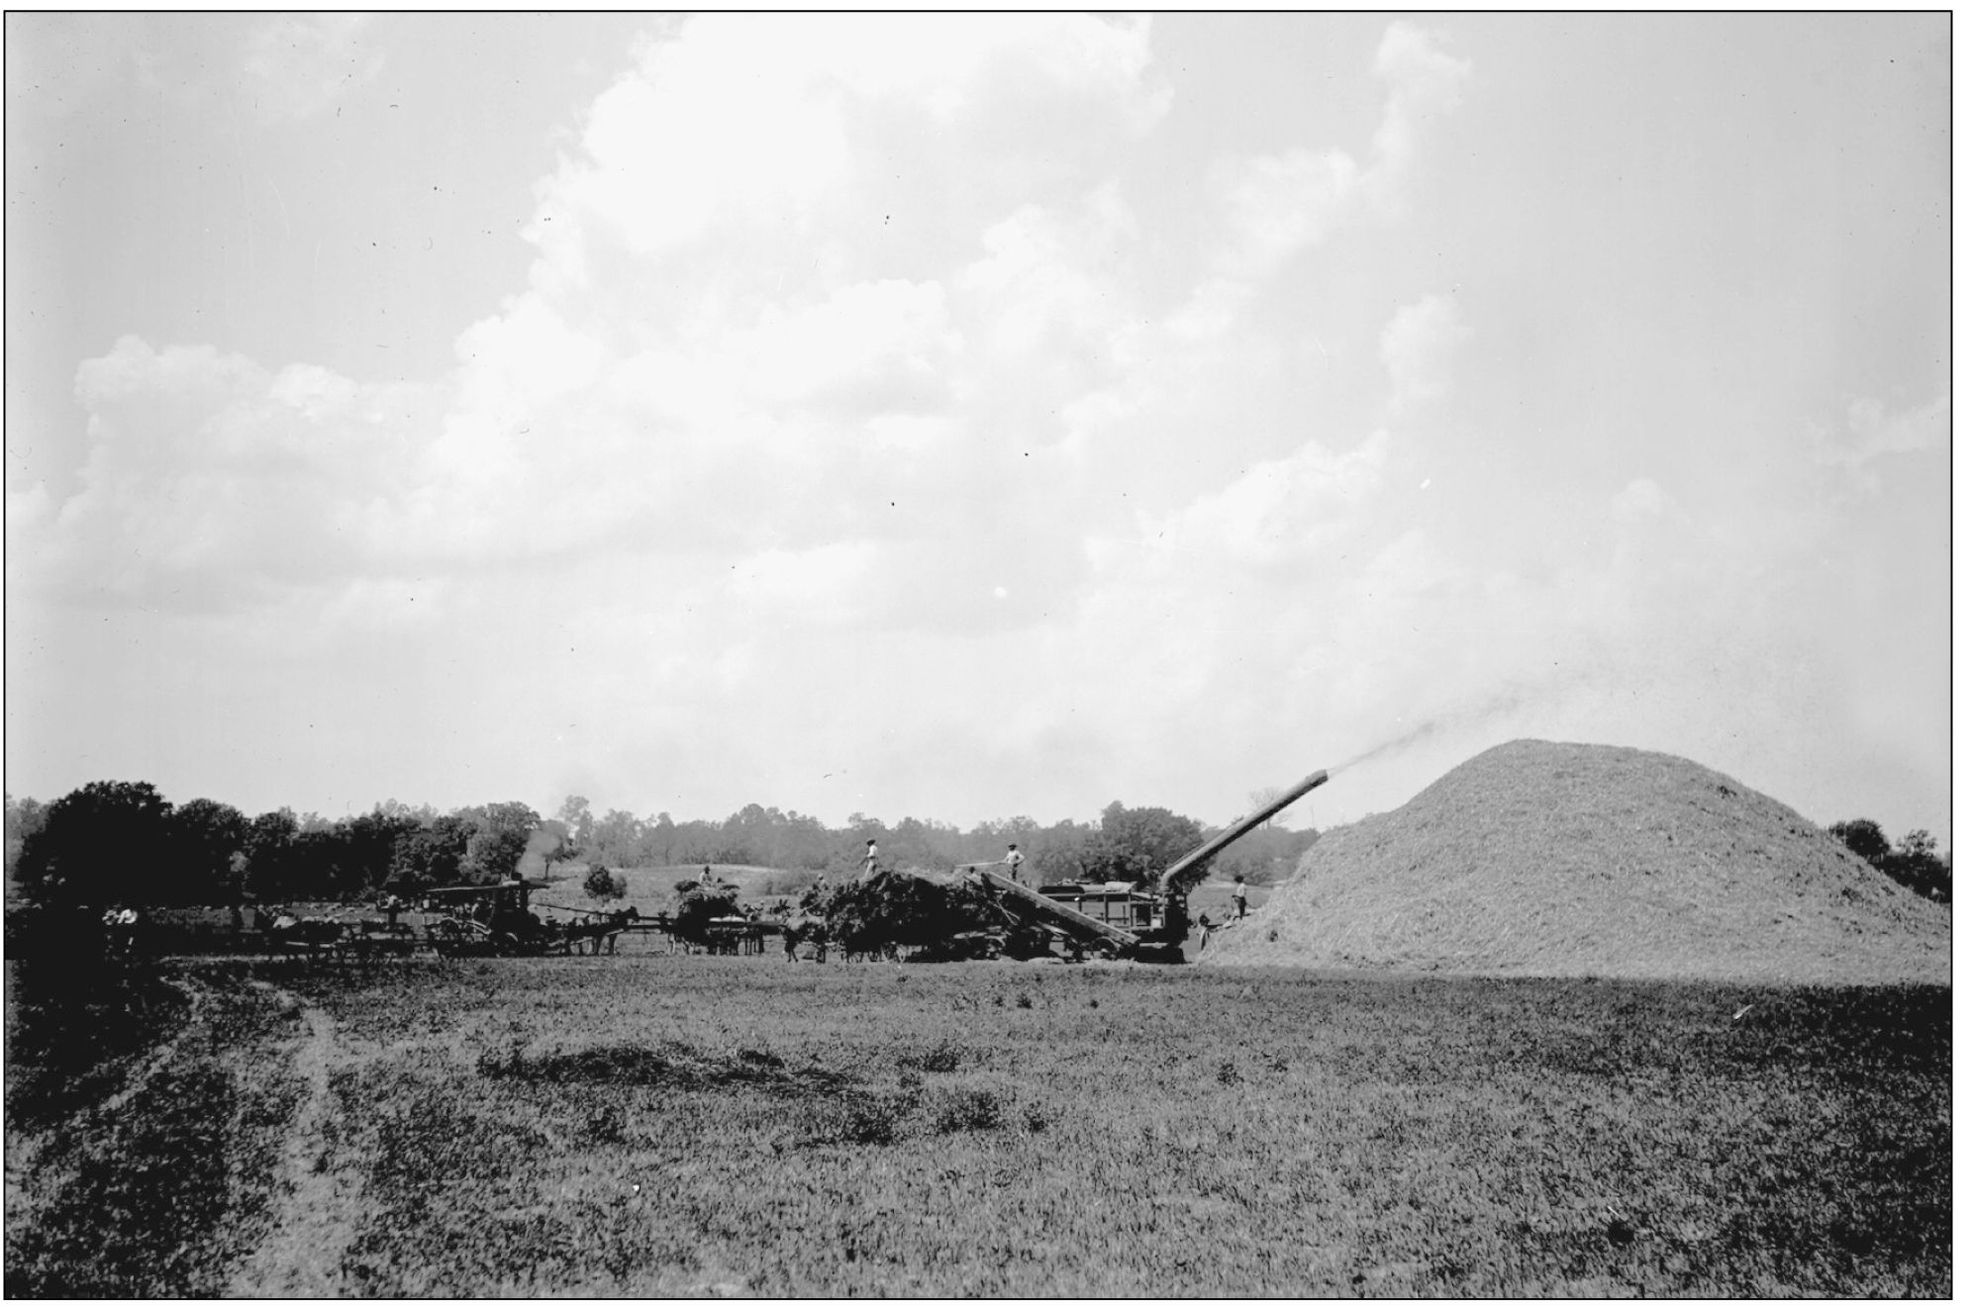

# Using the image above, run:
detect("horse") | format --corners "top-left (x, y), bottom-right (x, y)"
top-left (269, 914), bottom-right (347, 965)
top-left (781, 915), bottom-right (829, 963)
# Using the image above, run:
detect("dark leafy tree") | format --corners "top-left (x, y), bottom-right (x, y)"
top-left (389, 813), bottom-right (474, 892)
top-left (167, 798), bottom-right (251, 904)
top-left (583, 862), bottom-right (626, 901)
top-left (1831, 818), bottom-right (1951, 903)
top-left (242, 809), bottom-right (302, 903)
top-left (1830, 819), bottom-right (1892, 865)
top-left (15, 781), bottom-right (174, 908)
top-left (1078, 802), bottom-right (1207, 891)
top-left (337, 808), bottom-right (423, 897)
top-left (1881, 829), bottom-right (1951, 903)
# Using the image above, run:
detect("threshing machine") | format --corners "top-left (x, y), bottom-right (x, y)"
top-left (970, 767), bottom-right (1330, 962)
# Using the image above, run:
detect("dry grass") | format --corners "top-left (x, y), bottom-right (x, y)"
top-left (6, 956), bottom-right (1947, 1297)
top-left (1209, 740), bottom-right (1948, 983)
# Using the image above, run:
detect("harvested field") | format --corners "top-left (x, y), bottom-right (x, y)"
top-left (4, 956), bottom-right (1949, 1297)
top-left (1208, 740), bottom-right (1949, 983)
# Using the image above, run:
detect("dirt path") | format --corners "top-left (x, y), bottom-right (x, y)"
top-left (227, 984), bottom-right (367, 1297)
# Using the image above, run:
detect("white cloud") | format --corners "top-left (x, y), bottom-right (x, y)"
top-left (1379, 294), bottom-right (1470, 414)
top-left (1150, 430), bottom-right (1392, 573)
top-left (953, 188), bottom-right (1141, 408)
top-left (739, 279), bottom-right (960, 413)
top-left (1611, 476), bottom-right (1669, 523)
top-left (14, 337), bottom-right (428, 609)
top-left (530, 13), bottom-right (1166, 291)
top-left (1194, 22), bottom-right (1470, 325)
top-left (1813, 393), bottom-right (1951, 481)
top-left (1215, 149), bottom-right (1361, 280)
top-left (1365, 21), bottom-right (1474, 214)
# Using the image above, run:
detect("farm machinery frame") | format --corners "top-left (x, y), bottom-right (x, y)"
top-left (967, 768), bottom-right (1330, 963)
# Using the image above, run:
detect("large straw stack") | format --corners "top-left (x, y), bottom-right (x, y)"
top-left (1209, 739), bottom-right (1949, 983)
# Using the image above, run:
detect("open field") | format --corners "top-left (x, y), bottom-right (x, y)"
top-left (4, 954), bottom-right (1948, 1297)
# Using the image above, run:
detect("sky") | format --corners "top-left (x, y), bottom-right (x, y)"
top-left (4, 14), bottom-right (1953, 847)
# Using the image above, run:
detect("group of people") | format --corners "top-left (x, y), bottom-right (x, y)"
top-left (874, 840), bottom-right (1026, 882)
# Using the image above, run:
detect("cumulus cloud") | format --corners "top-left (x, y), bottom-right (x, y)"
top-left (8, 336), bottom-right (433, 610)
top-left (1365, 20), bottom-right (1474, 213)
top-left (1215, 149), bottom-right (1362, 281)
top-left (1196, 22), bottom-right (1470, 324)
top-left (1144, 431), bottom-right (1392, 574)
top-left (1812, 393), bottom-right (1951, 484)
top-left (14, 16), bottom-right (1179, 620)
top-left (10, 16), bottom-right (1504, 822)
top-left (1380, 294), bottom-right (1470, 414)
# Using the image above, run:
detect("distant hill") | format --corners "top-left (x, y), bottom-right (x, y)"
top-left (534, 864), bottom-right (811, 915)
top-left (1207, 740), bottom-right (1949, 983)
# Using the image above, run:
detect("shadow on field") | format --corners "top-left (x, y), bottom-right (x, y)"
top-left (474, 1036), bottom-right (1027, 1151)
top-left (477, 1039), bottom-right (855, 1098)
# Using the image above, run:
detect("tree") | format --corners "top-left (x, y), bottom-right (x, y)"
top-left (1831, 818), bottom-right (1951, 904)
top-left (6, 793), bottom-right (49, 881)
top-left (1882, 829), bottom-right (1951, 903)
top-left (583, 862), bottom-right (626, 902)
top-left (337, 808), bottom-right (423, 898)
top-left (15, 781), bottom-right (174, 908)
top-left (242, 809), bottom-right (302, 902)
top-left (167, 798), bottom-right (251, 904)
top-left (1829, 819), bottom-right (1892, 865)
top-left (459, 802), bottom-right (542, 884)
top-left (388, 813), bottom-right (474, 893)
top-left (1081, 802), bottom-right (1207, 891)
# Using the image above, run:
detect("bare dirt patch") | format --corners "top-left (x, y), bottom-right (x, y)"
top-left (228, 984), bottom-right (369, 1296)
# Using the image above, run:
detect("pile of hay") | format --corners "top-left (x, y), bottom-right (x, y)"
top-left (1208, 740), bottom-right (1949, 983)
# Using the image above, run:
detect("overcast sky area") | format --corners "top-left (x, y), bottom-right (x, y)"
top-left (5, 14), bottom-right (1951, 846)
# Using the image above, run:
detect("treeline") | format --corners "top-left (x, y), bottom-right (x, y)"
top-left (3, 783), bottom-right (1321, 910)
top-left (1828, 819), bottom-right (1952, 903)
